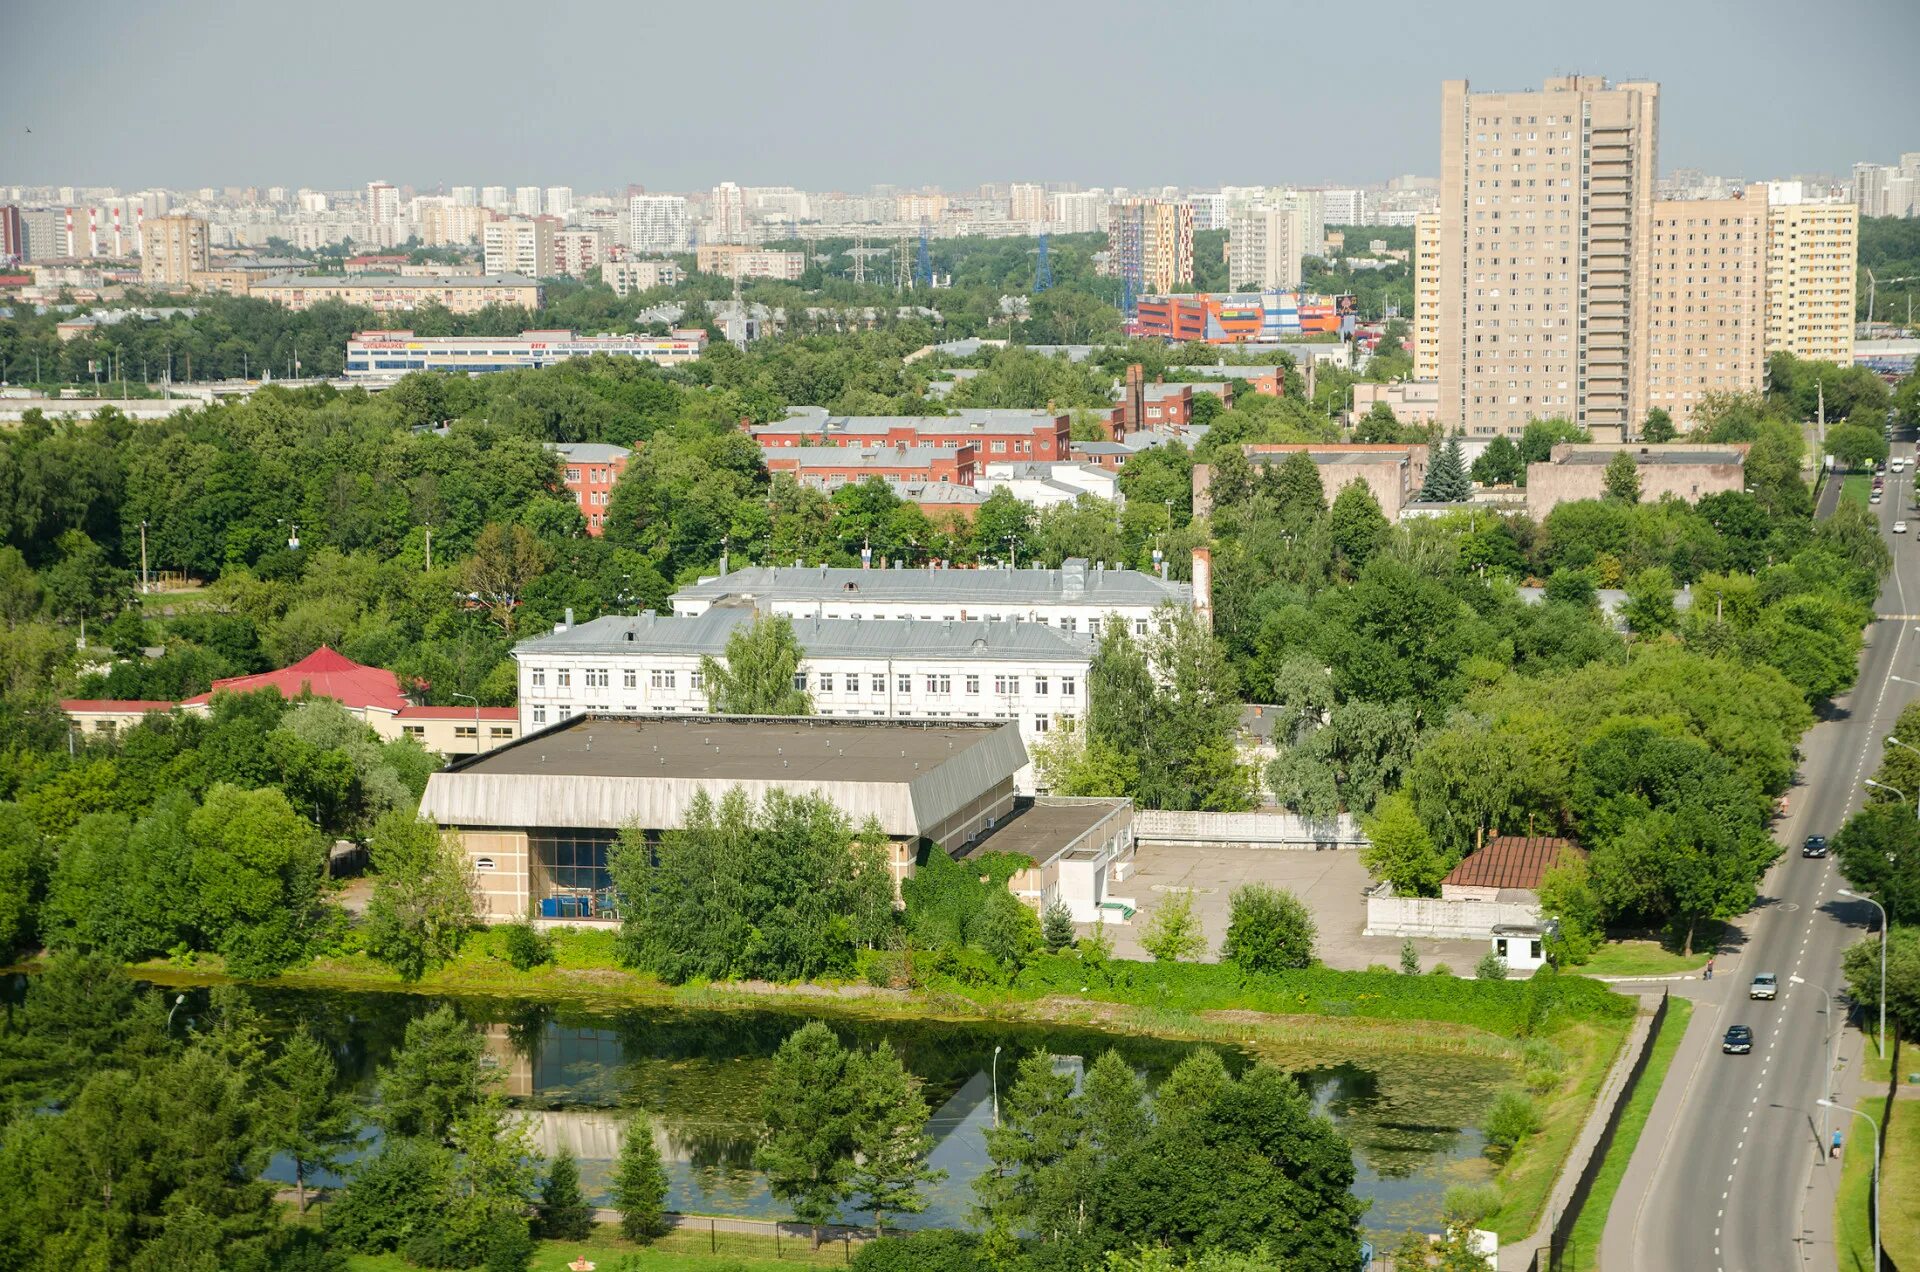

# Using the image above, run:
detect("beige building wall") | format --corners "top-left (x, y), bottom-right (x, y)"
top-left (142, 214), bottom-right (209, 287)
top-left (1524, 443), bottom-right (1747, 520)
top-left (1413, 211), bottom-right (1442, 380)
top-left (1767, 197), bottom-right (1857, 364)
top-left (459, 829), bottom-right (531, 921)
top-left (1436, 77), bottom-right (1659, 439)
top-left (252, 277), bottom-right (544, 313)
top-left (483, 218), bottom-right (555, 279)
top-left (1645, 187), bottom-right (1768, 430)
top-left (1228, 205), bottom-right (1299, 290)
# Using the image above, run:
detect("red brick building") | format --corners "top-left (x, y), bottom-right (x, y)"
top-left (753, 408), bottom-right (1069, 463)
top-left (765, 443), bottom-right (977, 488)
top-left (548, 442), bottom-right (631, 536)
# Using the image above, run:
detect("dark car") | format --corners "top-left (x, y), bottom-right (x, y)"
top-left (1723, 1025), bottom-right (1754, 1055)
top-left (1803, 835), bottom-right (1829, 858)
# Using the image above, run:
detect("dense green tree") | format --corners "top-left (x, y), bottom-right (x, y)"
top-left (1602, 451), bottom-right (1641, 503)
top-left (375, 1004), bottom-right (489, 1144)
top-left (326, 1138), bottom-right (456, 1254)
top-left (1419, 436), bottom-right (1471, 502)
top-left (1328, 478), bottom-right (1388, 575)
top-left (265, 1026), bottom-right (359, 1213)
top-left (699, 613), bottom-right (814, 715)
top-left (363, 811), bottom-right (477, 981)
top-left (1469, 434), bottom-right (1524, 486)
top-left (1640, 408), bottom-right (1677, 443)
top-left (1360, 790), bottom-right (1451, 896)
top-left (538, 1147), bottom-right (594, 1241)
top-left (187, 783), bottom-right (328, 976)
top-left (1825, 422), bottom-right (1890, 470)
top-left (757, 1022), bottom-right (859, 1248)
top-left (1139, 889), bottom-right (1207, 963)
top-left (0, 803), bottom-right (48, 955)
top-left (1220, 883), bottom-right (1317, 971)
top-left (1833, 801), bottom-right (1920, 925)
top-left (847, 1041), bottom-right (943, 1237)
top-left (614, 1112), bottom-right (671, 1241)
top-left (1843, 926), bottom-right (1919, 1041)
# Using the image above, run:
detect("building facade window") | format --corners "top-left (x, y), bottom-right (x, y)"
top-left (650, 668), bottom-right (676, 690)
top-left (623, 669), bottom-right (638, 689)
top-left (532, 706), bottom-right (547, 724)
top-left (965, 675), bottom-right (980, 694)
top-left (531, 668), bottom-right (546, 687)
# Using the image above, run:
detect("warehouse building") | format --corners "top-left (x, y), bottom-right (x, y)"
top-left (417, 714), bottom-right (1030, 922)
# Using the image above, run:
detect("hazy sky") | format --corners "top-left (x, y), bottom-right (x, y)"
top-left (6, 0), bottom-right (1917, 193)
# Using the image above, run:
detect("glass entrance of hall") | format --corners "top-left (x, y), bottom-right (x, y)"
top-left (529, 828), bottom-right (621, 921)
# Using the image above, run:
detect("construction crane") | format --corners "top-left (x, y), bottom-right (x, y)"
top-left (1866, 269), bottom-right (1919, 339)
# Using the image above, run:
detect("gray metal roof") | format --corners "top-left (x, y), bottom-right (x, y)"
top-left (672, 559), bottom-right (1191, 609)
top-left (760, 407), bottom-right (1062, 437)
top-left (255, 273), bottom-right (539, 288)
top-left (770, 445), bottom-right (966, 465)
top-left (418, 713), bottom-right (1027, 838)
top-left (1555, 449), bottom-right (1746, 466)
top-left (515, 609), bottom-right (1093, 660)
top-left (547, 442), bottom-right (631, 462)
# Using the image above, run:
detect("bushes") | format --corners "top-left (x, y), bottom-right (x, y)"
top-left (1139, 890), bottom-right (1207, 962)
top-left (1482, 1090), bottom-right (1540, 1161)
top-left (852, 1230), bottom-right (985, 1271)
top-left (992, 955), bottom-right (1633, 1036)
top-left (1476, 951), bottom-right (1509, 981)
top-left (1221, 883), bottom-right (1317, 972)
top-left (502, 919), bottom-right (552, 972)
top-left (1442, 1182), bottom-right (1504, 1227)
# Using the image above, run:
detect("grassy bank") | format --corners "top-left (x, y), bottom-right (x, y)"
top-left (1580, 930), bottom-right (1718, 979)
top-left (1560, 996), bottom-right (1693, 1270)
top-left (1836, 1034), bottom-right (1913, 1272)
top-left (342, 1222), bottom-right (851, 1270)
top-left (1843, 472), bottom-right (1872, 509)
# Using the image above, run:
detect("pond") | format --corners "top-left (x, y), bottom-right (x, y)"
top-left (216, 984), bottom-right (1505, 1242)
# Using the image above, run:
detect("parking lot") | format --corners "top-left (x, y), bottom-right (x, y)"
top-left (1108, 843), bottom-right (1487, 971)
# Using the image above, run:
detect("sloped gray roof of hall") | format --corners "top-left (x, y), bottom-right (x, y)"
top-left (671, 560), bottom-right (1192, 608)
top-left (514, 608), bottom-right (1097, 660)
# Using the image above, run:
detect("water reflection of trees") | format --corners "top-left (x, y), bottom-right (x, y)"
top-left (1295, 1061), bottom-right (1501, 1180)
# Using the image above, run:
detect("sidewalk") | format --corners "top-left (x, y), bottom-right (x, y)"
top-left (1499, 991), bottom-right (1661, 1272)
top-left (1597, 992), bottom-right (1717, 1272)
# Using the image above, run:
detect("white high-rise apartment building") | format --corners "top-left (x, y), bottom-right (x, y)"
top-left (1051, 191), bottom-right (1107, 234)
top-left (1227, 205), bottom-right (1299, 290)
top-left (1188, 193), bottom-right (1229, 232)
top-left (554, 227), bottom-right (605, 279)
top-left (545, 187), bottom-right (573, 218)
top-left (452, 186), bottom-right (477, 207)
top-left (708, 182), bottom-right (746, 243)
top-left (480, 186), bottom-right (511, 212)
top-left (1009, 183), bottom-right (1047, 226)
top-left (1321, 189), bottom-right (1366, 225)
top-left (297, 190), bottom-right (328, 214)
top-left (483, 217), bottom-right (555, 279)
top-left (1766, 189), bottom-right (1857, 363)
top-left (514, 186), bottom-right (542, 216)
top-left (366, 181), bottom-right (399, 227)
top-left (1413, 212), bottom-right (1442, 381)
top-left (629, 195), bottom-right (691, 253)
top-left (1272, 189), bottom-right (1326, 259)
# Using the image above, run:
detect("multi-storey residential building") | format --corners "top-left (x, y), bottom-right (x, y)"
top-left (482, 217), bottom-right (556, 279)
top-left (255, 274), bottom-right (542, 313)
top-left (1321, 189), bottom-right (1367, 225)
top-left (708, 181), bottom-right (746, 243)
top-left (452, 186), bottom-right (478, 207)
top-left (1272, 189), bottom-right (1326, 260)
top-left (1644, 186), bottom-right (1768, 428)
top-left (1108, 197), bottom-right (1193, 294)
top-left (480, 186), bottom-right (511, 212)
top-left (1051, 190), bottom-right (1107, 234)
top-left (1009, 183), bottom-right (1047, 226)
top-left (510, 609), bottom-right (1092, 792)
top-left (603, 258), bottom-right (682, 296)
top-left (753, 406), bottom-right (1071, 462)
top-left (629, 195), bottom-right (690, 253)
top-left (1227, 205), bottom-right (1299, 290)
top-left (141, 214), bottom-right (209, 287)
top-left (514, 186), bottom-right (542, 217)
top-left (420, 201), bottom-right (489, 247)
top-left (554, 227), bottom-right (606, 279)
top-left (544, 186), bottom-right (573, 218)
top-left (696, 244), bottom-right (806, 280)
top-left (547, 442), bottom-right (629, 535)
top-left (366, 181), bottom-right (399, 227)
top-left (1436, 76), bottom-right (1660, 438)
top-left (344, 327), bottom-right (705, 376)
top-left (0, 206), bottom-right (25, 263)
top-left (1413, 211), bottom-right (1442, 380)
top-left (1766, 188), bottom-right (1857, 364)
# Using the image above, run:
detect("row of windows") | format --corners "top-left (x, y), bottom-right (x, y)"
top-left (789, 671), bottom-right (1078, 697)
top-left (402, 724), bottom-right (515, 740)
top-left (530, 667), bottom-right (707, 690)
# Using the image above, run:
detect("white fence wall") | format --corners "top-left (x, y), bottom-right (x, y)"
top-left (1134, 809), bottom-right (1365, 848)
top-left (1364, 895), bottom-right (1540, 939)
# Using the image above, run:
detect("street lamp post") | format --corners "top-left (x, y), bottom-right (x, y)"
top-left (1862, 777), bottom-right (1912, 823)
top-left (1819, 1099), bottom-right (1880, 1272)
top-left (1790, 974), bottom-right (1840, 1146)
top-left (448, 691), bottom-right (481, 753)
top-left (166, 993), bottom-right (187, 1033)
top-left (1837, 888), bottom-right (1889, 1059)
top-left (992, 1045), bottom-right (1003, 1130)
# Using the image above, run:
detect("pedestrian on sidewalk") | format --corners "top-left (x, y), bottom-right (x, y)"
top-left (1704, 957), bottom-right (1714, 981)
top-left (1832, 1130), bottom-right (1843, 1159)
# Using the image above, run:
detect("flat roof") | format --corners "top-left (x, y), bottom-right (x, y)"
top-left (671, 559), bottom-right (1191, 609)
top-left (1250, 449), bottom-right (1410, 466)
top-left (255, 273), bottom-right (539, 288)
top-left (515, 609), bottom-right (1092, 661)
top-left (957, 796), bottom-right (1128, 866)
top-left (1555, 449), bottom-right (1745, 466)
top-left (452, 713), bottom-right (1006, 783)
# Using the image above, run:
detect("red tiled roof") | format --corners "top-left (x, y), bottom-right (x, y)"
top-left (395, 705), bottom-right (518, 720)
top-left (60, 699), bottom-right (179, 713)
top-left (1441, 836), bottom-right (1584, 891)
top-left (180, 646), bottom-right (409, 713)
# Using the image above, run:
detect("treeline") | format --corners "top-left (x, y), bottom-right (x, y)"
top-left (1830, 699), bottom-right (1920, 1043)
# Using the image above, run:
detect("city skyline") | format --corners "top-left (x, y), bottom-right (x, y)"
top-left (5, 0), bottom-right (1916, 192)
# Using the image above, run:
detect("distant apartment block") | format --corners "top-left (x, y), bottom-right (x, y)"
top-left (1349, 380), bottom-right (1441, 429)
top-left (0, 206), bottom-right (25, 263)
top-left (1766, 188), bottom-right (1857, 364)
top-left (629, 195), bottom-right (691, 253)
top-left (1227, 206), bottom-right (1300, 291)
top-left (752, 406), bottom-right (1071, 462)
top-left (1645, 187), bottom-right (1768, 429)
top-left (696, 244), bottom-right (806, 281)
top-left (554, 227), bottom-right (606, 279)
top-left (141, 214), bottom-right (210, 288)
top-left (1108, 197), bottom-right (1193, 294)
top-left (344, 328), bottom-right (705, 377)
top-left (604, 258), bottom-right (682, 296)
top-left (1413, 211), bottom-right (1441, 381)
top-left (547, 442), bottom-right (630, 535)
top-left (761, 443), bottom-right (978, 490)
top-left (255, 274), bottom-right (544, 314)
top-left (483, 218), bottom-right (556, 279)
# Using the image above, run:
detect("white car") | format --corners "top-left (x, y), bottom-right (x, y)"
top-left (1896, 521), bottom-right (1909, 534)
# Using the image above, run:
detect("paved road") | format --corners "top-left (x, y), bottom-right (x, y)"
top-left (1622, 447), bottom-right (1908, 1272)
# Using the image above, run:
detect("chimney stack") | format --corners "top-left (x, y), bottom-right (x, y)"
top-left (1190, 546), bottom-right (1214, 633)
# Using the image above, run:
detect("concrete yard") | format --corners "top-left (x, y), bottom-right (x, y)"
top-left (1108, 843), bottom-right (1488, 972)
